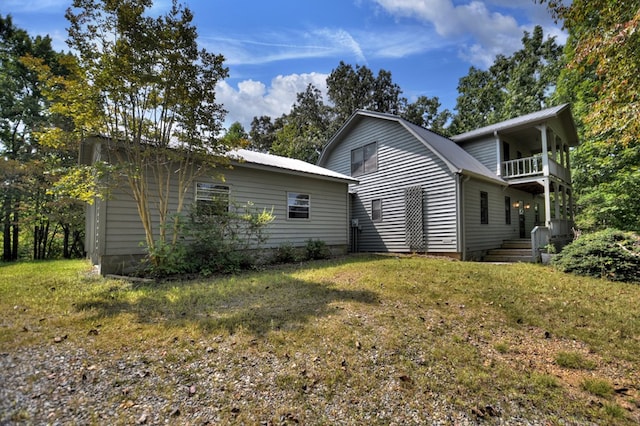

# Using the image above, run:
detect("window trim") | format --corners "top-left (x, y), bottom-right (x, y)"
top-left (480, 191), bottom-right (489, 225)
top-left (351, 141), bottom-right (378, 177)
top-left (195, 182), bottom-right (230, 215)
top-left (287, 192), bottom-right (310, 220)
top-left (371, 198), bottom-right (382, 222)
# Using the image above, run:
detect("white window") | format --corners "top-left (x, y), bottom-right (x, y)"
top-left (287, 192), bottom-right (310, 219)
top-left (372, 199), bottom-right (382, 222)
top-left (195, 182), bottom-right (229, 215)
top-left (351, 142), bottom-right (378, 176)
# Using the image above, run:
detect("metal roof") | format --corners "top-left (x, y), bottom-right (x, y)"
top-left (450, 103), bottom-right (577, 144)
top-left (319, 110), bottom-right (505, 185)
top-left (231, 149), bottom-right (358, 183)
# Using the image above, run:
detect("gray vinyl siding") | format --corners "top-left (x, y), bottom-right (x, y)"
top-left (457, 137), bottom-right (498, 174)
top-left (97, 160), bottom-right (350, 258)
top-left (198, 166), bottom-right (349, 247)
top-left (321, 118), bottom-right (458, 253)
top-left (463, 179), bottom-right (541, 256)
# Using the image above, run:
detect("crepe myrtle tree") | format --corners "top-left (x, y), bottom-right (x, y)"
top-left (31, 0), bottom-right (240, 267)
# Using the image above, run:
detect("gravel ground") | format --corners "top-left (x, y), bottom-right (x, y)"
top-left (1, 339), bottom-right (571, 426)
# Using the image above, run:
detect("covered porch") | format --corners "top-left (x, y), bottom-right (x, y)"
top-left (498, 117), bottom-right (577, 233)
top-left (496, 118), bottom-right (578, 259)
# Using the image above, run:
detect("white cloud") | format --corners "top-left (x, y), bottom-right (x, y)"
top-left (314, 28), bottom-right (367, 63)
top-left (202, 25), bottom-right (446, 69)
top-left (216, 72), bottom-right (329, 129)
top-left (201, 28), bottom-right (365, 66)
top-left (371, 0), bottom-right (565, 67)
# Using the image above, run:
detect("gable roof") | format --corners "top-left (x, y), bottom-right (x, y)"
top-left (231, 149), bottom-right (358, 184)
top-left (451, 103), bottom-right (579, 146)
top-left (318, 110), bottom-right (505, 185)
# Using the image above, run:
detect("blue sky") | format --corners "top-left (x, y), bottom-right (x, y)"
top-left (2, 0), bottom-right (565, 129)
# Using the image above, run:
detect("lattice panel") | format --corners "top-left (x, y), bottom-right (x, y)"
top-left (404, 186), bottom-right (425, 251)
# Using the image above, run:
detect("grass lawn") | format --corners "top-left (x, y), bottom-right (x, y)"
top-left (1, 255), bottom-right (639, 424)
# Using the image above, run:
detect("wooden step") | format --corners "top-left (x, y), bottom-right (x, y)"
top-left (501, 239), bottom-right (532, 249)
top-left (483, 243), bottom-right (534, 263)
top-left (483, 254), bottom-right (534, 263)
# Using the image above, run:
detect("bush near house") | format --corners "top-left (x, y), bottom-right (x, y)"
top-left (145, 201), bottom-right (274, 277)
top-left (552, 229), bottom-right (640, 283)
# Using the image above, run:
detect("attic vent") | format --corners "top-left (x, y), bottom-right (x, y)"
top-left (404, 186), bottom-right (425, 251)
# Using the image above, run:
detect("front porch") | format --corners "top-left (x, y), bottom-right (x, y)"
top-left (498, 121), bottom-right (576, 245)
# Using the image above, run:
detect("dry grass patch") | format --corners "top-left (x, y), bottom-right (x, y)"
top-left (1, 255), bottom-right (640, 425)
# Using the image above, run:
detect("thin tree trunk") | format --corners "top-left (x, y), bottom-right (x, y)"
top-left (33, 225), bottom-right (39, 260)
top-left (12, 200), bottom-right (19, 261)
top-left (3, 193), bottom-right (11, 261)
top-left (63, 224), bottom-right (70, 259)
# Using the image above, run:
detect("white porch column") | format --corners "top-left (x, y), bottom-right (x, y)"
top-left (544, 178), bottom-right (552, 227)
top-left (539, 124), bottom-right (549, 176)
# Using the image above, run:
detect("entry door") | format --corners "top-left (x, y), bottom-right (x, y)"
top-left (518, 202), bottom-right (526, 238)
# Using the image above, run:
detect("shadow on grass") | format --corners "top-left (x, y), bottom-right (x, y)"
top-left (76, 265), bottom-right (379, 336)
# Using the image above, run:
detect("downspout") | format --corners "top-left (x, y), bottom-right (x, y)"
top-left (494, 130), bottom-right (501, 176)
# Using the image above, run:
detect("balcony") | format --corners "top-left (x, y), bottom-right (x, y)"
top-left (502, 155), bottom-right (542, 178)
top-left (501, 155), bottom-right (570, 183)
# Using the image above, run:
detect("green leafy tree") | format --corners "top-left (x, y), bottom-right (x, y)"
top-left (0, 15), bottom-right (77, 261)
top-left (401, 95), bottom-right (452, 135)
top-left (541, 0), bottom-right (640, 231)
top-left (326, 61), bottom-right (404, 127)
top-left (450, 26), bottom-right (563, 134)
top-left (221, 122), bottom-right (249, 147)
top-left (271, 84), bottom-right (333, 163)
top-left (32, 0), bottom-right (237, 267)
top-left (248, 115), bottom-right (276, 153)
top-left (449, 66), bottom-right (503, 134)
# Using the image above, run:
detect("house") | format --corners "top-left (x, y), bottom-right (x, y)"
top-left (80, 137), bottom-right (357, 275)
top-left (317, 104), bottom-right (579, 261)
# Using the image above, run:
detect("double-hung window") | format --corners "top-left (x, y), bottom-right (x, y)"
top-left (287, 192), bottom-right (310, 219)
top-left (480, 191), bottom-right (489, 224)
top-left (371, 199), bottom-right (382, 222)
top-left (195, 182), bottom-right (230, 216)
top-left (351, 142), bottom-right (378, 176)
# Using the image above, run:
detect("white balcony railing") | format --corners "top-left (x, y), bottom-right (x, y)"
top-left (502, 155), bottom-right (543, 178)
top-left (502, 155), bottom-right (570, 182)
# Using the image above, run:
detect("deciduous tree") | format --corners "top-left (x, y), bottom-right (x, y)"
top-left (450, 26), bottom-right (563, 134)
top-left (33, 0), bottom-right (237, 265)
top-left (248, 115), bottom-right (277, 153)
top-left (401, 95), bottom-right (452, 136)
top-left (270, 84), bottom-right (333, 163)
top-left (0, 15), bottom-right (76, 261)
top-left (541, 0), bottom-right (640, 231)
top-left (326, 61), bottom-right (404, 127)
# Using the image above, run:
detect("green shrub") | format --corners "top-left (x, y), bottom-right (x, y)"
top-left (581, 377), bottom-right (613, 398)
top-left (552, 229), bottom-right (640, 283)
top-left (274, 242), bottom-right (298, 263)
top-left (555, 351), bottom-right (596, 370)
top-left (146, 201), bottom-right (274, 277)
top-left (184, 201), bottom-right (273, 275)
top-left (145, 239), bottom-right (192, 278)
top-left (305, 239), bottom-right (330, 260)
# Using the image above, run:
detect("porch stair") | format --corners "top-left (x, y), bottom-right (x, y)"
top-left (483, 239), bottom-right (534, 263)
